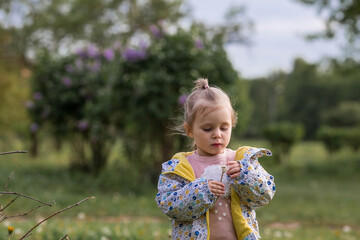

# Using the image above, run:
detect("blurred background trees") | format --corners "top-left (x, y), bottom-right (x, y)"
top-left (1, 0), bottom-right (360, 182)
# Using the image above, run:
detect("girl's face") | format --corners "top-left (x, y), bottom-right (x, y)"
top-left (185, 103), bottom-right (232, 156)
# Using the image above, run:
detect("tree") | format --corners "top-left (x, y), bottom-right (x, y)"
top-left (29, 25), bottom-right (251, 180)
top-left (263, 122), bottom-right (305, 164)
top-left (0, 0), bottom-right (185, 66)
top-left (296, 0), bottom-right (360, 57)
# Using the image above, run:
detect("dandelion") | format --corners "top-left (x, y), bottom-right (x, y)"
top-left (343, 225), bottom-right (352, 233)
top-left (8, 226), bottom-right (14, 235)
top-left (220, 166), bottom-right (227, 182)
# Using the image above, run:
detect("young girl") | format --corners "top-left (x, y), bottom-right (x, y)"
top-left (156, 78), bottom-right (275, 240)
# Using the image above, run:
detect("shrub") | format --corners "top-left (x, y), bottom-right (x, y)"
top-left (317, 126), bottom-right (360, 152)
top-left (263, 122), bottom-right (305, 164)
top-left (28, 25), bottom-right (248, 178)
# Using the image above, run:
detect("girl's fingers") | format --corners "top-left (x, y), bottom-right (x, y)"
top-left (226, 161), bottom-right (241, 178)
top-left (208, 181), bottom-right (225, 196)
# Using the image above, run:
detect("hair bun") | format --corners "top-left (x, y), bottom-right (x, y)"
top-left (194, 78), bottom-right (209, 90)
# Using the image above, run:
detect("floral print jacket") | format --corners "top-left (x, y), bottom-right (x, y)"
top-left (155, 146), bottom-right (276, 240)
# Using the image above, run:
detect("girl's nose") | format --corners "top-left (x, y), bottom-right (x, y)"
top-left (212, 129), bottom-right (221, 138)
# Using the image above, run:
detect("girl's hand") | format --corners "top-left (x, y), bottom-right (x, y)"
top-left (208, 180), bottom-right (225, 197)
top-left (227, 161), bottom-right (241, 179)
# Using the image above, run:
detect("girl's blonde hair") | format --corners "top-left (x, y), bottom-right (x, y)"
top-left (181, 78), bottom-right (237, 132)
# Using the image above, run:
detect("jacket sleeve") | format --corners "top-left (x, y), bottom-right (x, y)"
top-left (155, 162), bottom-right (217, 221)
top-left (230, 148), bottom-right (276, 209)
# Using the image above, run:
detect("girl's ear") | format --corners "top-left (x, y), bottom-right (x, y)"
top-left (184, 123), bottom-right (193, 138)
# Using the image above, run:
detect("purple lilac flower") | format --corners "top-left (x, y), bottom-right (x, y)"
top-left (87, 45), bottom-right (99, 58)
top-left (62, 77), bottom-right (72, 87)
top-left (194, 38), bottom-right (204, 49)
top-left (112, 41), bottom-right (122, 50)
top-left (77, 120), bottom-right (89, 131)
top-left (149, 25), bottom-right (162, 38)
top-left (33, 92), bottom-right (43, 100)
top-left (122, 48), bottom-right (147, 62)
top-left (87, 60), bottom-right (101, 72)
top-left (25, 101), bottom-right (34, 109)
top-left (75, 48), bottom-right (87, 58)
top-left (178, 94), bottom-right (187, 106)
top-left (103, 48), bottom-right (115, 61)
top-left (66, 64), bottom-right (75, 73)
top-left (41, 106), bottom-right (51, 119)
top-left (75, 59), bottom-right (83, 70)
top-left (30, 123), bottom-right (39, 132)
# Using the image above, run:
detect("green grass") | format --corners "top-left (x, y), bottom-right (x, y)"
top-left (1, 138), bottom-right (360, 239)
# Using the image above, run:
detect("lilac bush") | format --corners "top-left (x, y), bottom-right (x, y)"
top-left (29, 25), bottom-right (242, 176)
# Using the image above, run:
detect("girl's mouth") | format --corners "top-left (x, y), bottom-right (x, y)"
top-left (211, 143), bottom-right (222, 148)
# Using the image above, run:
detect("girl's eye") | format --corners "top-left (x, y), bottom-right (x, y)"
top-left (202, 128), bottom-right (211, 132)
top-left (221, 127), bottom-right (229, 131)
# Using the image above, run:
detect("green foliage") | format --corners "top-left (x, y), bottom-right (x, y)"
top-left (317, 127), bottom-right (360, 152)
top-left (245, 71), bottom-right (286, 137)
top-left (297, 0), bottom-right (360, 53)
top-left (317, 101), bottom-right (360, 152)
top-left (29, 26), bottom-right (245, 177)
top-left (316, 126), bottom-right (344, 153)
top-left (0, 61), bottom-right (30, 136)
top-left (272, 58), bottom-right (360, 138)
top-left (0, 0), bottom-right (185, 65)
top-left (262, 122), bottom-right (305, 164)
top-left (321, 101), bottom-right (360, 127)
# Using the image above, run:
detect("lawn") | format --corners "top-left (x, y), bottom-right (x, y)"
top-left (1, 138), bottom-right (360, 239)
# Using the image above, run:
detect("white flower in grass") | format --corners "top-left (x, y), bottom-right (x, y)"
top-left (101, 226), bottom-right (112, 235)
top-left (274, 230), bottom-right (282, 238)
top-left (343, 225), bottom-right (352, 233)
top-left (77, 212), bottom-right (86, 220)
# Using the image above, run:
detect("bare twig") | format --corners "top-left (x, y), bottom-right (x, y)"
top-left (0, 196), bottom-right (19, 212)
top-left (19, 196), bottom-right (95, 240)
top-left (0, 201), bottom-right (53, 223)
top-left (61, 234), bottom-right (70, 240)
top-left (0, 151), bottom-right (28, 156)
top-left (0, 192), bottom-right (53, 206)
top-left (1, 171), bottom-right (15, 192)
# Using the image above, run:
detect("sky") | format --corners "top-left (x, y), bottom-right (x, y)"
top-left (186, 0), bottom-right (345, 78)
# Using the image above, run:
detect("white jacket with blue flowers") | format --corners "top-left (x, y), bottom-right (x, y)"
top-left (155, 146), bottom-right (276, 240)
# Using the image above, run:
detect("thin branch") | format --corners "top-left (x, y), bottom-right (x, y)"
top-left (0, 151), bottom-right (28, 156)
top-left (19, 196), bottom-right (95, 240)
top-left (0, 195), bottom-right (18, 212)
top-left (60, 234), bottom-right (70, 240)
top-left (0, 201), bottom-right (53, 223)
top-left (0, 192), bottom-right (53, 206)
top-left (1, 171), bottom-right (15, 191)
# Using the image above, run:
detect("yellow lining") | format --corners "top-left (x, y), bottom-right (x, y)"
top-left (231, 188), bottom-right (253, 239)
top-left (162, 152), bottom-right (195, 182)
